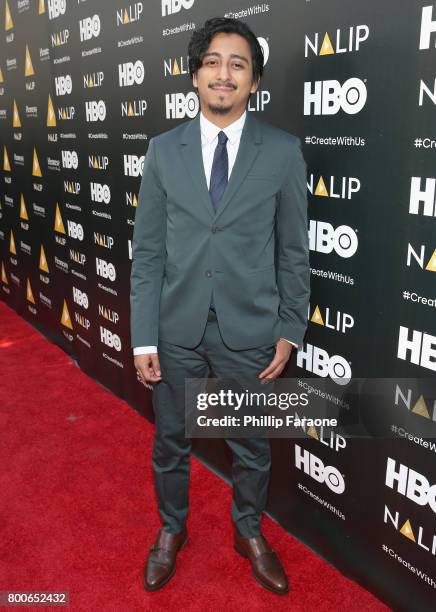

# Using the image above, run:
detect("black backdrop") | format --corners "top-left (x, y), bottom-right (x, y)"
top-left (1, 1), bottom-right (436, 609)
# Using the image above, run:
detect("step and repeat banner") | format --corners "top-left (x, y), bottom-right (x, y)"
top-left (1, 0), bottom-right (435, 609)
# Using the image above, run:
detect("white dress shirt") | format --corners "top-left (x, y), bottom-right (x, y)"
top-left (133, 109), bottom-right (298, 356)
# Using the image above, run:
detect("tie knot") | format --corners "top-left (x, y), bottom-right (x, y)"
top-left (217, 130), bottom-right (228, 145)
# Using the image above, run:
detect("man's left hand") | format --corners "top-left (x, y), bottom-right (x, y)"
top-left (258, 338), bottom-right (293, 383)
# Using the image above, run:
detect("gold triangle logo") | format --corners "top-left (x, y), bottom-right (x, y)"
top-left (25, 45), bottom-right (34, 77)
top-left (39, 244), bottom-right (49, 272)
top-left (123, 8), bottom-right (129, 24)
top-left (38, 0), bottom-right (45, 15)
top-left (311, 305), bottom-right (324, 326)
top-left (400, 519), bottom-right (415, 542)
top-left (32, 147), bottom-right (42, 177)
top-left (3, 145), bottom-right (11, 171)
top-left (307, 426), bottom-right (319, 440)
top-left (412, 395), bottom-right (430, 419)
top-left (0, 66), bottom-right (3, 83)
top-left (93, 156), bottom-right (98, 169)
top-left (133, 193), bottom-right (138, 207)
top-left (128, 102), bottom-right (134, 117)
top-left (5, 0), bottom-right (13, 31)
top-left (55, 33), bottom-right (60, 46)
top-left (47, 94), bottom-right (56, 127)
top-left (315, 176), bottom-right (329, 197)
top-left (9, 229), bottom-right (16, 254)
top-left (54, 203), bottom-right (65, 234)
top-left (425, 248), bottom-right (436, 272)
top-left (89, 74), bottom-right (94, 87)
top-left (20, 193), bottom-right (29, 220)
top-left (103, 307), bottom-right (108, 319)
top-left (172, 58), bottom-right (181, 76)
top-left (26, 278), bottom-right (35, 303)
top-left (13, 99), bottom-right (21, 128)
top-left (1, 261), bottom-right (8, 284)
top-left (319, 32), bottom-right (334, 56)
top-left (61, 299), bottom-right (73, 329)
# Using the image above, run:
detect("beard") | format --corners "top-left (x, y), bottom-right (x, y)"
top-left (206, 85), bottom-right (236, 115)
top-left (207, 100), bottom-right (233, 115)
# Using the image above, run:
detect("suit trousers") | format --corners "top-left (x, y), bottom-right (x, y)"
top-left (151, 307), bottom-right (276, 537)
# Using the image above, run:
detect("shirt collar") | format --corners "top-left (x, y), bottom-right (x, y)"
top-left (199, 109), bottom-right (246, 146)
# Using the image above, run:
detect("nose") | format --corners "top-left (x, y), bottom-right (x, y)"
top-left (217, 61), bottom-right (231, 81)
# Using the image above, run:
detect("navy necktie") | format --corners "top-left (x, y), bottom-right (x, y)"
top-left (209, 130), bottom-right (228, 212)
top-left (208, 130), bottom-right (228, 311)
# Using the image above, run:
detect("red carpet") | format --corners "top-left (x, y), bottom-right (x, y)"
top-left (0, 300), bottom-right (389, 611)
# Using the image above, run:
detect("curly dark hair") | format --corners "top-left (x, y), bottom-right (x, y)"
top-left (188, 17), bottom-right (264, 85)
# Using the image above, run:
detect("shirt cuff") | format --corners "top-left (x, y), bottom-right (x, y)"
top-left (133, 346), bottom-right (158, 355)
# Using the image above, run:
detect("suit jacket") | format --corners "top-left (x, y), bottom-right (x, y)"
top-left (130, 109), bottom-right (310, 351)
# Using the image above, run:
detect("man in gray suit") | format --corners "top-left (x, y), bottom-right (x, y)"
top-left (130, 17), bottom-right (310, 595)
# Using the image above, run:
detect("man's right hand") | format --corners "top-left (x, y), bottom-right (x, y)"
top-left (134, 353), bottom-right (162, 383)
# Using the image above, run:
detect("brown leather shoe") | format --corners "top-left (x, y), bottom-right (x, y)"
top-left (144, 526), bottom-right (188, 591)
top-left (234, 530), bottom-right (289, 595)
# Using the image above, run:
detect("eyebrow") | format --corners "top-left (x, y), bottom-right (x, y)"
top-left (202, 52), bottom-right (249, 64)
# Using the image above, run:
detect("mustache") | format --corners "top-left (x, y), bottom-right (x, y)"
top-left (209, 83), bottom-right (237, 89)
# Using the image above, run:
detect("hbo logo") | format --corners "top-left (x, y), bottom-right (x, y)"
top-left (79, 15), bottom-right (101, 42)
top-left (90, 182), bottom-right (111, 204)
top-left (295, 445), bottom-right (345, 494)
top-left (48, 0), bottom-right (66, 19)
top-left (96, 258), bottom-right (116, 281)
top-left (67, 221), bottom-right (84, 241)
top-left (297, 343), bottom-right (352, 385)
top-left (72, 287), bottom-right (89, 309)
top-left (166, 92), bottom-right (199, 119)
top-left (85, 100), bottom-right (106, 122)
top-left (309, 221), bottom-right (358, 258)
top-left (61, 150), bottom-right (78, 169)
top-left (118, 61), bottom-right (145, 87)
top-left (304, 78), bottom-right (367, 116)
top-left (54, 75), bottom-right (72, 96)
top-left (161, 0), bottom-right (194, 16)
top-left (100, 326), bottom-right (122, 351)
top-left (386, 457), bottom-right (436, 514)
top-left (123, 155), bottom-right (144, 177)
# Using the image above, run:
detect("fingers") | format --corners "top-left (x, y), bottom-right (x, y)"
top-left (258, 353), bottom-right (286, 382)
top-left (260, 363), bottom-right (284, 382)
top-left (259, 359), bottom-right (284, 382)
top-left (258, 341), bottom-right (293, 382)
top-left (135, 353), bottom-right (162, 384)
top-left (149, 354), bottom-right (161, 380)
top-left (259, 354), bottom-right (278, 377)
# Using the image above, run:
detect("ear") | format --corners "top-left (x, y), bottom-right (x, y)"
top-left (250, 75), bottom-right (260, 94)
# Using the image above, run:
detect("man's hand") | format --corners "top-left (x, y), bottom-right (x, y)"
top-left (134, 353), bottom-right (162, 383)
top-left (258, 339), bottom-right (293, 383)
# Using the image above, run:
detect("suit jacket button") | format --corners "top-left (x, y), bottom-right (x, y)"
top-left (205, 270), bottom-right (212, 277)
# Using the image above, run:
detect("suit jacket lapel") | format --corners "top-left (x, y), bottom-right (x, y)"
top-left (179, 110), bottom-right (263, 221)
